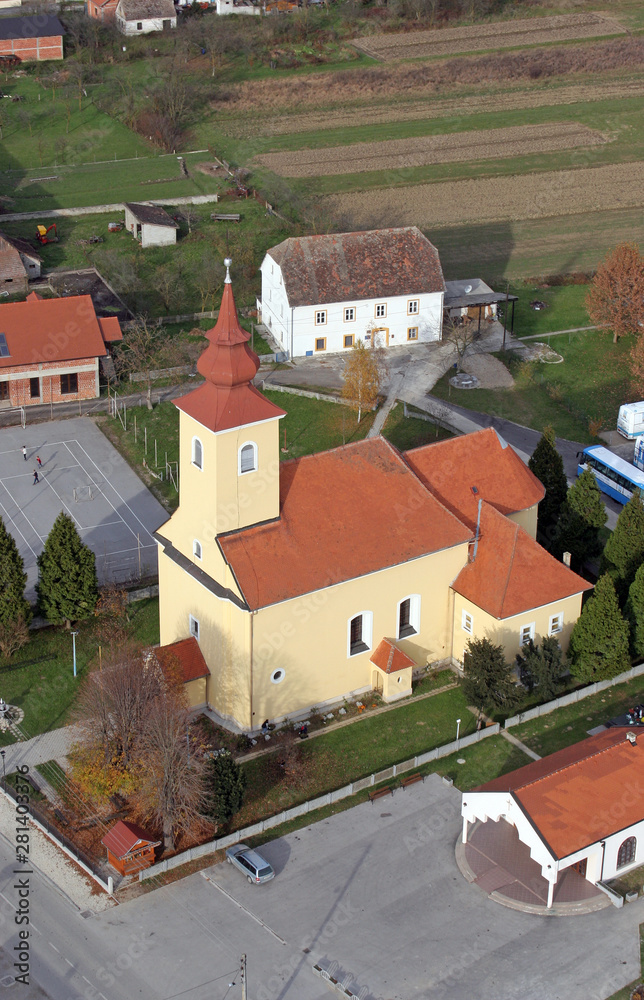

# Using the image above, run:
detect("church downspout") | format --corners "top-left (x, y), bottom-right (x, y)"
top-left (249, 610), bottom-right (255, 732)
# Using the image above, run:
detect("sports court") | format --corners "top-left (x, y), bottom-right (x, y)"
top-left (0, 417), bottom-right (168, 601)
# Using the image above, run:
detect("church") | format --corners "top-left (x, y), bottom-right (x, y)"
top-left (155, 262), bottom-right (591, 732)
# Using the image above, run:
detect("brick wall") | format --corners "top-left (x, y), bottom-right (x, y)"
top-left (0, 34), bottom-right (63, 61)
top-left (2, 358), bottom-right (99, 407)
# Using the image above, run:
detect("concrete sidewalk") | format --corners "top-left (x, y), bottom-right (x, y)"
top-left (1, 724), bottom-right (80, 774)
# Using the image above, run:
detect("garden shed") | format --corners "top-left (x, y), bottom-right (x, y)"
top-left (124, 204), bottom-right (178, 248)
top-left (102, 821), bottom-right (161, 876)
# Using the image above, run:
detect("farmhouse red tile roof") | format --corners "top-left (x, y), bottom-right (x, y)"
top-left (451, 501), bottom-right (591, 618)
top-left (0, 292), bottom-right (120, 369)
top-left (176, 278), bottom-right (285, 433)
top-left (267, 227), bottom-right (445, 308)
top-left (98, 317), bottom-right (123, 343)
top-left (405, 427), bottom-right (544, 530)
top-left (219, 437), bottom-right (472, 610)
top-left (370, 638), bottom-right (416, 673)
top-left (474, 728), bottom-right (644, 858)
top-left (154, 636), bottom-right (209, 683)
top-left (101, 821), bottom-right (160, 859)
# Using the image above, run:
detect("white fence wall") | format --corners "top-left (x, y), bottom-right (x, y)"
top-left (140, 723), bottom-right (500, 881)
top-left (504, 662), bottom-right (644, 729)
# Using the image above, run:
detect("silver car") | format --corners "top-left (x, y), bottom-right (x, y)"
top-left (225, 844), bottom-right (275, 884)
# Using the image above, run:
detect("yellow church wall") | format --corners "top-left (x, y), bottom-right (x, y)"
top-left (163, 410), bottom-right (281, 584)
top-left (158, 545), bottom-right (253, 729)
top-left (184, 676), bottom-right (207, 709)
top-left (507, 503), bottom-right (538, 539)
top-left (248, 542), bottom-right (470, 726)
top-left (451, 590), bottom-right (585, 666)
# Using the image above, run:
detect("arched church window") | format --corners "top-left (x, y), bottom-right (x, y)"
top-left (239, 442), bottom-right (257, 475)
top-left (617, 837), bottom-right (636, 869)
top-left (192, 437), bottom-right (203, 470)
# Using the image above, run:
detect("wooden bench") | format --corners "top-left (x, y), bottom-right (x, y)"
top-left (401, 773), bottom-right (423, 790)
top-left (368, 785), bottom-right (393, 803)
top-left (211, 213), bottom-right (241, 223)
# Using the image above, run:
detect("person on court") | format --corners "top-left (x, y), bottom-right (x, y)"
top-left (22, 445), bottom-right (27, 461)
top-left (36, 455), bottom-right (42, 467)
top-left (33, 469), bottom-right (39, 485)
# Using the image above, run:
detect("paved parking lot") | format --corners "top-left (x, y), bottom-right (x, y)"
top-left (84, 775), bottom-right (643, 1000)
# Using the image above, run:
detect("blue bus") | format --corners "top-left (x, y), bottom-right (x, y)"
top-left (578, 445), bottom-right (644, 505)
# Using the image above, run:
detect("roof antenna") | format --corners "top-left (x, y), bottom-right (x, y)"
top-left (472, 499), bottom-right (482, 561)
top-left (224, 257), bottom-right (232, 284)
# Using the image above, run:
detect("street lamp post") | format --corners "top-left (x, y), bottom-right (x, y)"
top-left (0, 749), bottom-right (5, 787)
top-left (71, 631), bottom-right (78, 678)
top-left (456, 718), bottom-right (461, 742)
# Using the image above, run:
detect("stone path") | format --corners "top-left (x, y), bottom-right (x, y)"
top-left (501, 729), bottom-right (542, 761)
top-left (1, 724), bottom-right (81, 775)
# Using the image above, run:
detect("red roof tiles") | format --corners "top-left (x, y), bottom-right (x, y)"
top-left (176, 278), bottom-right (285, 433)
top-left (452, 502), bottom-right (591, 618)
top-left (267, 227), bottom-right (445, 308)
top-left (219, 437), bottom-right (472, 610)
top-left (101, 820), bottom-right (160, 859)
top-left (476, 728), bottom-right (644, 858)
top-left (154, 636), bottom-right (209, 683)
top-left (405, 427), bottom-right (544, 530)
top-left (370, 638), bottom-right (416, 673)
top-left (0, 292), bottom-right (120, 368)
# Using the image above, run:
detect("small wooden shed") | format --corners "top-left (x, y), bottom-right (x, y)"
top-left (101, 821), bottom-right (161, 876)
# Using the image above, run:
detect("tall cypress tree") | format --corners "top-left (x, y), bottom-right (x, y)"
top-left (553, 468), bottom-right (606, 569)
top-left (568, 574), bottom-right (630, 682)
top-left (625, 563), bottom-right (644, 660)
top-left (600, 489), bottom-right (644, 602)
top-left (461, 637), bottom-right (519, 718)
top-left (528, 426), bottom-right (568, 547)
top-left (0, 516), bottom-right (31, 627)
top-left (37, 512), bottom-right (98, 626)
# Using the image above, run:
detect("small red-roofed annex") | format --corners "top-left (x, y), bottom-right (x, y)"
top-left (155, 262), bottom-right (592, 733)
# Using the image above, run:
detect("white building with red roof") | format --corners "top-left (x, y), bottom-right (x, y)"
top-left (156, 261), bottom-right (591, 730)
top-left (259, 227), bottom-right (446, 358)
top-left (462, 727), bottom-right (644, 907)
top-left (0, 291), bottom-right (122, 409)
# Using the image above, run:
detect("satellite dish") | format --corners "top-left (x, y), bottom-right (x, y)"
top-left (464, 284), bottom-right (473, 294)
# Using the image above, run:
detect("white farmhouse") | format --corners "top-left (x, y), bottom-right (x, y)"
top-left (461, 727), bottom-right (644, 908)
top-left (258, 227), bottom-right (446, 359)
top-left (124, 203), bottom-right (178, 248)
top-left (115, 0), bottom-right (176, 34)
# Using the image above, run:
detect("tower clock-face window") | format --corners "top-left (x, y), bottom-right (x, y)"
top-left (239, 442), bottom-right (257, 475)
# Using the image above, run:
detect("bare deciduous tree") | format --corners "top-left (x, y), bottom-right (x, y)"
top-left (442, 316), bottom-right (478, 372)
top-left (114, 318), bottom-right (186, 410)
top-left (341, 339), bottom-right (381, 423)
top-left (0, 614), bottom-right (29, 661)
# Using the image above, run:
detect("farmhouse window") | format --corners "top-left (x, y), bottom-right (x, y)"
top-left (136, 20), bottom-right (142, 28)
top-left (344, 335), bottom-right (354, 348)
top-left (315, 310), bottom-right (327, 325)
top-left (520, 623), bottom-right (535, 646)
top-left (549, 613), bottom-right (563, 635)
top-left (407, 327), bottom-right (418, 341)
top-left (462, 610), bottom-right (473, 634)
top-left (344, 307), bottom-right (355, 322)
top-left (315, 338), bottom-right (326, 352)
top-left (60, 373), bottom-right (78, 395)
top-left (29, 377), bottom-right (40, 398)
top-left (375, 304), bottom-right (387, 319)
top-left (617, 837), bottom-right (636, 869)
top-left (408, 299), bottom-right (419, 315)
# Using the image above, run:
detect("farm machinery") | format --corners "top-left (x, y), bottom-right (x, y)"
top-left (36, 224), bottom-right (59, 245)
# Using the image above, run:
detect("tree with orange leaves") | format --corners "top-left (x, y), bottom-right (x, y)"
top-left (586, 242), bottom-right (644, 344)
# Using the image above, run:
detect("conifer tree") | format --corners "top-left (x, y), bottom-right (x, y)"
top-left (207, 753), bottom-right (246, 825)
top-left (625, 563), bottom-right (644, 660)
top-left (0, 516), bottom-right (31, 628)
top-left (528, 427), bottom-right (568, 546)
top-left (600, 489), bottom-right (644, 602)
top-left (36, 512), bottom-right (98, 626)
top-left (461, 637), bottom-right (519, 718)
top-left (515, 636), bottom-right (564, 701)
top-left (568, 574), bottom-right (630, 682)
top-left (553, 468), bottom-right (606, 569)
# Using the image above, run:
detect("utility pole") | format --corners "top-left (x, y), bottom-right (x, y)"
top-left (502, 280), bottom-right (509, 351)
top-left (241, 955), bottom-right (247, 1000)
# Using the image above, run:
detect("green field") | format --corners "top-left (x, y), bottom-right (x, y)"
top-left (431, 328), bottom-right (632, 440)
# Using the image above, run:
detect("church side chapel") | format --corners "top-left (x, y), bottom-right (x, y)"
top-left (154, 261), bottom-right (591, 733)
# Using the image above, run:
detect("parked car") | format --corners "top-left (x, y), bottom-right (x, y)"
top-left (225, 844), bottom-right (275, 884)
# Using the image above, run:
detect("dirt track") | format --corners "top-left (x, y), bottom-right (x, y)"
top-left (221, 80), bottom-right (644, 139)
top-left (325, 161), bottom-right (644, 228)
top-left (353, 12), bottom-right (625, 61)
top-left (256, 122), bottom-right (606, 178)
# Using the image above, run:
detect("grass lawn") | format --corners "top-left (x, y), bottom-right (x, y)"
top-left (383, 402), bottom-right (453, 452)
top-left (430, 328), bottom-right (632, 440)
top-left (0, 597), bottom-right (159, 745)
top-left (235, 686), bottom-right (477, 827)
top-left (510, 675), bottom-right (644, 757)
top-left (495, 282), bottom-right (592, 338)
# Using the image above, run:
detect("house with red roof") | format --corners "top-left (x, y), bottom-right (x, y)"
top-left (462, 728), bottom-right (644, 907)
top-left (0, 292), bottom-right (122, 409)
top-left (155, 261), bottom-right (590, 731)
top-left (101, 820), bottom-right (161, 876)
top-left (258, 227), bottom-right (446, 358)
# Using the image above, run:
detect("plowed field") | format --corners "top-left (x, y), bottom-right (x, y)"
top-left (221, 81), bottom-right (644, 139)
top-left (353, 12), bottom-right (625, 61)
top-left (326, 161), bottom-right (644, 229)
top-left (256, 122), bottom-right (606, 178)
